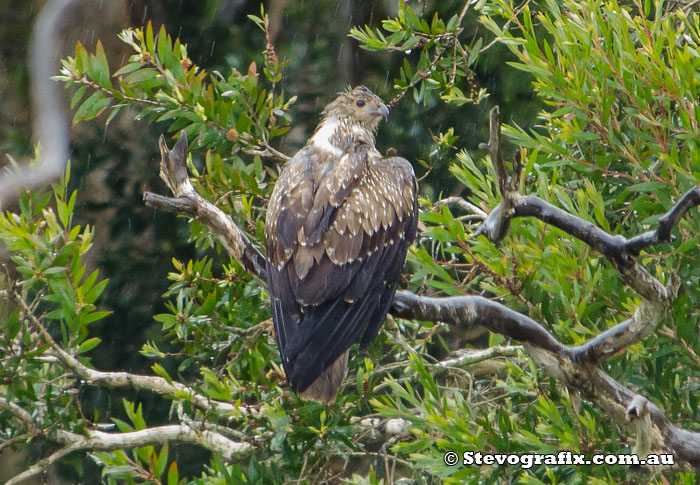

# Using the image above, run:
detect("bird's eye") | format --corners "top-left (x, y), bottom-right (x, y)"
top-left (356, 100), bottom-right (365, 107)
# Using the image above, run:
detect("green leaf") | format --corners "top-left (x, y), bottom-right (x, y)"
top-left (627, 181), bottom-right (667, 192)
top-left (74, 91), bottom-right (104, 124)
top-left (74, 41), bottom-right (88, 73)
top-left (84, 96), bottom-right (112, 121)
top-left (92, 40), bottom-right (112, 88)
top-left (70, 86), bottom-right (87, 109)
top-left (123, 68), bottom-right (161, 87)
top-left (401, 36), bottom-right (421, 51)
top-left (111, 417), bottom-right (134, 433)
top-left (155, 443), bottom-right (169, 478)
top-left (157, 24), bottom-right (173, 67)
top-left (167, 462), bottom-right (179, 485)
top-left (113, 61), bottom-right (142, 77)
top-left (151, 362), bottom-right (172, 383)
top-left (154, 313), bottom-right (178, 330)
top-left (123, 400), bottom-right (147, 430)
top-left (78, 337), bottom-right (102, 354)
top-left (145, 21), bottom-right (155, 55)
top-left (44, 308), bottom-right (65, 321)
top-left (80, 311), bottom-right (111, 325)
top-left (84, 278), bottom-right (109, 304)
top-left (44, 267), bottom-right (67, 276)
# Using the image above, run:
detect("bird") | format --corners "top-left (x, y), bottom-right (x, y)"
top-left (265, 86), bottom-right (418, 405)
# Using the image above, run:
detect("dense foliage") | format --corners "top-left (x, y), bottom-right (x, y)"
top-left (1, 0), bottom-right (699, 483)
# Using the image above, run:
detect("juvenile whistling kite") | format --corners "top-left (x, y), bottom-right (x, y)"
top-left (265, 86), bottom-right (418, 404)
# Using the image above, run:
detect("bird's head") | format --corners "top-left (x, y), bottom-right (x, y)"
top-left (322, 86), bottom-right (390, 133)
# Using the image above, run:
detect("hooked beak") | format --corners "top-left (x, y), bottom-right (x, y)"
top-left (373, 102), bottom-right (390, 119)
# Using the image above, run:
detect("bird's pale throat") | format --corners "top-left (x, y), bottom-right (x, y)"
top-left (310, 117), bottom-right (375, 155)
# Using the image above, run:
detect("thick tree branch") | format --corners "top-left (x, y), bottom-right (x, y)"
top-left (5, 426), bottom-right (251, 485)
top-left (395, 290), bottom-right (700, 468)
top-left (588, 368), bottom-right (700, 468)
top-left (480, 189), bottom-right (697, 303)
top-left (477, 187), bottom-right (689, 359)
top-left (392, 291), bottom-right (568, 355)
top-left (56, 426), bottom-right (252, 460)
top-left (626, 186), bottom-right (700, 254)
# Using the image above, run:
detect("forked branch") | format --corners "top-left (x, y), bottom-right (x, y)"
top-left (144, 132), bottom-right (268, 283)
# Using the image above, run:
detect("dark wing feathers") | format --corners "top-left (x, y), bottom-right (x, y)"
top-left (266, 144), bottom-right (417, 393)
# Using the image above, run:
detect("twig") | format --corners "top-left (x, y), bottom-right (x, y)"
top-left (239, 132), bottom-right (290, 163)
top-left (388, 47), bottom-right (448, 109)
top-left (434, 196), bottom-right (487, 219)
top-left (10, 288), bottom-right (259, 419)
top-left (434, 345), bottom-right (522, 369)
top-left (0, 433), bottom-right (32, 454)
top-left (246, 143), bottom-right (291, 163)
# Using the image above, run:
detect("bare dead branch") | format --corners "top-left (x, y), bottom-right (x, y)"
top-left (474, 191), bottom-right (685, 363)
top-left (434, 345), bottom-right (522, 369)
top-left (434, 196), bottom-right (487, 219)
top-left (626, 186), bottom-right (700, 254)
top-left (144, 132), bottom-right (268, 283)
top-left (57, 426), bottom-right (251, 459)
top-left (392, 291), bottom-right (569, 355)
top-left (481, 190), bottom-right (697, 298)
top-left (627, 395), bottom-right (652, 459)
top-left (0, 0), bottom-right (75, 201)
top-left (5, 426), bottom-right (252, 485)
top-left (587, 368), bottom-right (700, 468)
top-left (567, 279), bottom-right (677, 363)
top-left (474, 106), bottom-right (517, 242)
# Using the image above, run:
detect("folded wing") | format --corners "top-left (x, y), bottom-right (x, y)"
top-left (266, 145), bottom-right (417, 393)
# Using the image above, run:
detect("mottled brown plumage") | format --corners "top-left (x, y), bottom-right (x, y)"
top-left (265, 86), bottom-right (417, 404)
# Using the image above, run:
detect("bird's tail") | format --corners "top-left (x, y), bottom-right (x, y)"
top-left (299, 350), bottom-right (349, 405)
